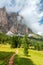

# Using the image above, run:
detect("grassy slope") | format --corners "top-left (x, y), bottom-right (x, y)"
top-left (0, 44), bottom-right (43, 65)
top-left (30, 33), bottom-right (42, 38)
top-left (29, 50), bottom-right (43, 65)
top-left (15, 48), bottom-right (43, 65)
top-left (0, 44), bottom-right (15, 65)
top-left (0, 44), bottom-right (15, 52)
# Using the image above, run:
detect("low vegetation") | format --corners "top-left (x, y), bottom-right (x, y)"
top-left (0, 52), bottom-right (14, 65)
top-left (0, 33), bottom-right (43, 51)
top-left (0, 33), bottom-right (43, 65)
top-left (0, 44), bottom-right (43, 65)
top-left (14, 48), bottom-right (43, 65)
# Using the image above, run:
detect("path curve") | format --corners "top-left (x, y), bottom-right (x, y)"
top-left (8, 49), bottom-right (18, 65)
top-left (8, 54), bottom-right (16, 65)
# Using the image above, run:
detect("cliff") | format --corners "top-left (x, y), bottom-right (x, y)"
top-left (0, 8), bottom-right (32, 34)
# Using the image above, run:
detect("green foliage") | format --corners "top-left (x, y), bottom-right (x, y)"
top-left (0, 33), bottom-right (43, 51)
top-left (0, 33), bottom-right (10, 44)
top-left (41, 44), bottom-right (43, 50)
top-left (34, 43), bottom-right (41, 50)
top-left (17, 37), bottom-right (22, 48)
top-left (11, 36), bottom-right (18, 48)
top-left (22, 35), bottom-right (29, 56)
top-left (11, 36), bottom-right (22, 48)
top-left (29, 39), bottom-right (42, 50)
top-left (24, 43), bottom-right (29, 56)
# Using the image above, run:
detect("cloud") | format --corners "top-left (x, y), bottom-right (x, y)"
top-left (6, 0), bottom-right (26, 13)
top-left (19, 0), bottom-right (43, 34)
top-left (0, 0), bottom-right (6, 8)
top-left (0, 0), bottom-right (43, 35)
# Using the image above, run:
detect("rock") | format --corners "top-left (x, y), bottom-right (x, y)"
top-left (0, 7), bottom-right (32, 35)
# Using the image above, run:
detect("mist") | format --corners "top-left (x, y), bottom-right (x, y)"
top-left (0, 0), bottom-right (43, 35)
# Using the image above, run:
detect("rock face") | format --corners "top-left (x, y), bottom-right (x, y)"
top-left (0, 8), bottom-right (32, 34)
top-left (0, 8), bottom-right (8, 32)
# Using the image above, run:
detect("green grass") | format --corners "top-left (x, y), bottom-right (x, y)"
top-left (0, 51), bottom-right (14, 65)
top-left (0, 44), bottom-right (15, 65)
top-left (14, 48), bottom-right (43, 65)
top-left (0, 44), bottom-right (43, 65)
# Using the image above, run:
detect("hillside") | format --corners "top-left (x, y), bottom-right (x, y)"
top-left (28, 33), bottom-right (43, 41)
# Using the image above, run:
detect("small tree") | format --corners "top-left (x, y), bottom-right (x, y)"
top-left (41, 44), bottom-right (43, 50)
top-left (11, 36), bottom-right (19, 48)
top-left (18, 37), bottom-right (22, 48)
top-left (22, 35), bottom-right (29, 56)
top-left (36, 43), bottom-right (40, 50)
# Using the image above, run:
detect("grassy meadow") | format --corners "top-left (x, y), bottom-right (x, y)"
top-left (0, 44), bottom-right (43, 65)
top-left (0, 44), bottom-right (15, 65)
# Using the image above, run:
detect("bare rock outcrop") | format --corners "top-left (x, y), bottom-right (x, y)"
top-left (0, 8), bottom-right (32, 34)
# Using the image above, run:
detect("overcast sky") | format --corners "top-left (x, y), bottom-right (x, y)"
top-left (0, 0), bottom-right (43, 35)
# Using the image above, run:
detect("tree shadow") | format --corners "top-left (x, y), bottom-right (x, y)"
top-left (0, 51), bottom-right (14, 60)
top-left (14, 55), bottom-right (36, 65)
top-left (0, 51), bottom-right (14, 65)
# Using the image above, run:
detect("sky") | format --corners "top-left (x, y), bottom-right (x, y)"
top-left (0, 0), bottom-right (43, 35)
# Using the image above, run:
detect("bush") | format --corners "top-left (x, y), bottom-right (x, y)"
top-left (33, 42), bottom-right (41, 51)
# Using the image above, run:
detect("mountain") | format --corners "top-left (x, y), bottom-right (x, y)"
top-left (0, 7), bottom-right (32, 35)
top-left (0, 8), bottom-right (8, 32)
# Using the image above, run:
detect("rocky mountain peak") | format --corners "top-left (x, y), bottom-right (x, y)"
top-left (0, 7), bottom-right (32, 34)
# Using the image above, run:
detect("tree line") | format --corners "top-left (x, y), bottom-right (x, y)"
top-left (0, 33), bottom-right (43, 54)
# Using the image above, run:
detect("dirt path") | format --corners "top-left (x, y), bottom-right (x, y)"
top-left (8, 49), bottom-right (18, 65)
top-left (8, 54), bottom-right (16, 65)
